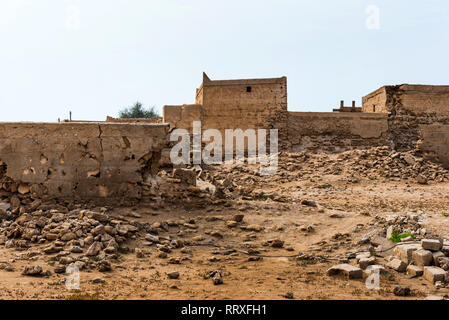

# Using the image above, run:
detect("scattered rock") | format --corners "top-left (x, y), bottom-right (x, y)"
top-left (393, 244), bottom-right (420, 264)
top-left (406, 265), bottom-right (423, 278)
top-left (284, 292), bottom-right (294, 299)
top-left (270, 239), bottom-right (284, 248)
top-left (22, 265), bottom-right (43, 276)
top-left (86, 242), bottom-right (102, 256)
top-left (245, 225), bottom-right (263, 232)
top-left (421, 239), bottom-right (443, 252)
top-left (91, 277), bottom-right (106, 284)
top-left (204, 270), bottom-right (223, 285)
top-left (135, 248), bottom-right (144, 258)
top-left (98, 260), bottom-right (112, 272)
top-left (393, 285), bottom-right (410, 297)
top-left (226, 220), bottom-right (237, 228)
top-left (358, 256), bottom-right (376, 270)
top-left (301, 199), bottom-right (317, 207)
top-left (173, 168), bottom-right (197, 186)
top-left (211, 231), bottom-right (223, 238)
top-left (54, 265), bottom-right (66, 274)
top-left (327, 264), bottom-right (363, 279)
top-left (213, 272), bottom-right (223, 285)
top-left (167, 271), bottom-right (180, 279)
top-left (387, 259), bottom-right (407, 273)
top-left (417, 174), bottom-right (428, 185)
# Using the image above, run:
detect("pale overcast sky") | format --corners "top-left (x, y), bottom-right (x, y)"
top-left (1, 0), bottom-right (448, 122)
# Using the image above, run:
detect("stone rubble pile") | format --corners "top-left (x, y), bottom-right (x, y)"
top-left (336, 147), bottom-right (449, 183)
top-left (328, 212), bottom-right (449, 292)
top-left (0, 204), bottom-right (145, 274)
top-left (388, 239), bottom-right (449, 283)
top-left (0, 199), bottom-right (250, 280)
top-left (200, 146), bottom-right (449, 203)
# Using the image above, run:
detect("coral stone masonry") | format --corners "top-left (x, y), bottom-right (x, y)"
top-left (0, 122), bottom-right (169, 203)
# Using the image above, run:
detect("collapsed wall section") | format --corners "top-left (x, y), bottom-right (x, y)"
top-left (383, 85), bottom-right (449, 151)
top-left (286, 112), bottom-right (389, 152)
top-left (0, 122), bottom-right (169, 203)
top-left (418, 124), bottom-right (449, 168)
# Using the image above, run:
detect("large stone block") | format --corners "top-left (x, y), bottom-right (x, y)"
top-left (421, 239), bottom-right (443, 252)
top-left (393, 244), bottom-right (421, 264)
top-left (327, 264), bottom-right (363, 279)
top-left (358, 256), bottom-right (376, 270)
top-left (412, 249), bottom-right (433, 267)
top-left (423, 267), bottom-right (447, 284)
top-left (406, 265), bottom-right (423, 278)
top-left (433, 251), bottom-right (445, 266)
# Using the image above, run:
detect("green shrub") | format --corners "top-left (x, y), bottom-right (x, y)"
top-left (388, 230), bottom-right (415, 243)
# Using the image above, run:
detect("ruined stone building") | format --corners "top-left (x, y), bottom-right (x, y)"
top-left (163, 73), bottom-right (449, 166)
top-left (163, 73), bottom-right (287, 140)
top-left (1, 72), bottom-right (449, 202)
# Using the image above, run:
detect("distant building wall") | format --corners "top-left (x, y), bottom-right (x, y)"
top-left (200, 73), bottom-right (287, 134)
top-left (362, 85), bottom-right (449, 115)
top-left (362, 87), bottom-right (388, 113)
top-left (161, 74), bottom-right (449, 168)
top-left (106, 116), bottom-right (162, 123)
top-left (163, 73), bottom-right (288, 148)
top-left (287, 112), bottom-right (389, 152)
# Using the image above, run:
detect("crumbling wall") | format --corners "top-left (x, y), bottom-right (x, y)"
top-left (286, 112), bottom-right (389, 152)
top-left (390, 85), bottom-right (449, 115)
top-left (363, 84), bottom-right (449, 115)
top-left (162, 104), bottom-right (202, 132)
top-left (418, 124), bottom-right (449, 168)
top-left (375, 85), bottom-right (449, 151)
top-left (0, 122), bottom-right (169, 204)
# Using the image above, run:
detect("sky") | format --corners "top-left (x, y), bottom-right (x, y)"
top-left (0, 0), bottom-right (448, 122)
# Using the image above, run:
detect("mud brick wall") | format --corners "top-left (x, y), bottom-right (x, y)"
top-left (418, 124), bottom-right (449, 168)
top-left (0, 122), bottom-right (169, 203)
top-left (362, 85), bottom-right (449, 151)
top-left (163, 74), bottom-right (288, 152)
top-left (286, 112), bottom-right (389, 152)
top-left (363, 85), bottom-right (449, 115)
top-left (362, 87), bottom-right (388, 113)
top-left (199, 75), bottom-right (287, 142)
top-left (165, 75), bottom-right (287, 134)
top-left (162, 104), bottom-right (202, 132)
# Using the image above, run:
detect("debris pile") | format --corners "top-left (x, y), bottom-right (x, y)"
top-left (0, 205), bottom-right (145, 274)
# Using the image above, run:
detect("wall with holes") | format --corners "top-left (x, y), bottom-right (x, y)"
top-left (0, 122), bottom-right (169, 202)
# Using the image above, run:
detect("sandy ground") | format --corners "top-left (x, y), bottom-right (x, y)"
top-left (1, 172), bottom-right (449, 300)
